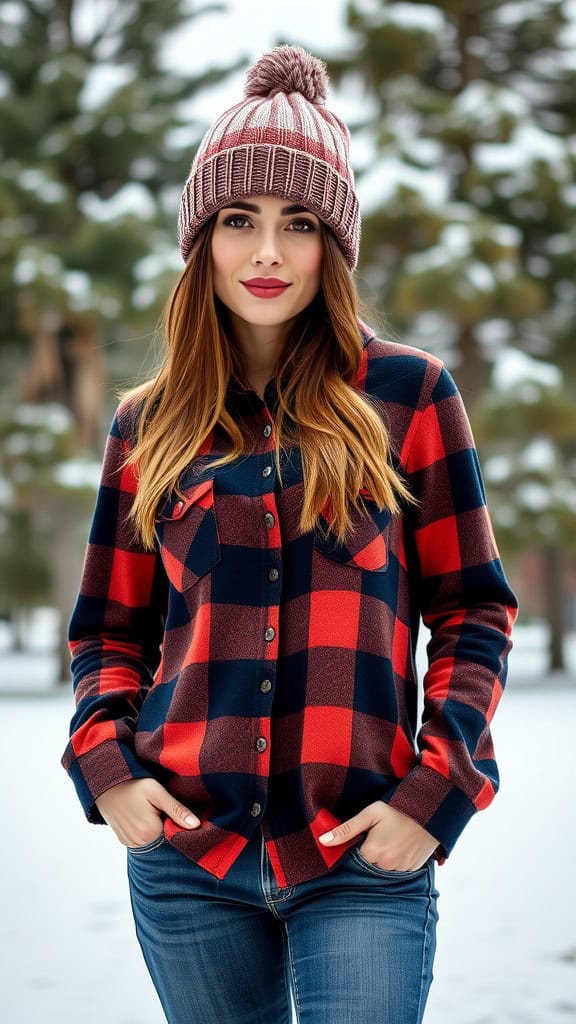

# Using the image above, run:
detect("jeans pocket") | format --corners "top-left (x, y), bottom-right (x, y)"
top-left (350, 845), bottom-right (431, 878)
top-left (127, 833), bottom-right (167, 855)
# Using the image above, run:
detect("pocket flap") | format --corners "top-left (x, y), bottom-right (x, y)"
top-left (155, 477), bottom-right (214, 522)
top-left (155, 477), bottom-right (220, 590)
top-left (315, 493), bottom-right (391, 572)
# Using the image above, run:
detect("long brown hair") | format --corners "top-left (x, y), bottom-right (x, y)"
top-left (121, 216), bottom-right (416, 550)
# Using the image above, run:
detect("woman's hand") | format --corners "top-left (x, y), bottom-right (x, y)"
top-left (318, 799), bottom-right (438, 871)
top-left (95, 778), bottom-right (201, 848)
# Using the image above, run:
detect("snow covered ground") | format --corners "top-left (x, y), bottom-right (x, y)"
top-left (0, 664), bottom-right (574, 1022)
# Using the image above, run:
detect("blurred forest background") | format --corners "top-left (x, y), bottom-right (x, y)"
top-left (1, 0), bottom-right (575, 688)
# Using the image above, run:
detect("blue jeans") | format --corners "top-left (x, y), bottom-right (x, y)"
top-left (127, 827), bottom-right (439, 1024)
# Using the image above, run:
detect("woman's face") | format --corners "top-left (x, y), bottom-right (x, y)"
top-left (211, 195), bottom-right (323, 335)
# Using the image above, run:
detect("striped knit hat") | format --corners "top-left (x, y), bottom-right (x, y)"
top-left (178, 45), bottom-right (360, 271)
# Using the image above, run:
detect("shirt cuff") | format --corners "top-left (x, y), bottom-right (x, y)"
top-left (381, 763), bottom-right (477, 862)
top-left (61, 738), bottom-right (156, 824)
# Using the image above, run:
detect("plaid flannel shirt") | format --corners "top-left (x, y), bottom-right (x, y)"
top-left (61, 321), bottom-right (518, 887)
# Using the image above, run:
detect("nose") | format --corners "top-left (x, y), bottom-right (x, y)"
top-left (251, 227), bottom-right (283, 267)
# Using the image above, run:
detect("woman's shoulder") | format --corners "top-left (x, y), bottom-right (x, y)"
top-left (359, 326), bottom-right (446, 410)
top-left (112, 386), bottom-right (151, 446)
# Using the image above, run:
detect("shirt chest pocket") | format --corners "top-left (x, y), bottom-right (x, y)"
top-left (155, 477), bottom-right (221, 591)
top-left (313, 490), bottom-right (391, 573)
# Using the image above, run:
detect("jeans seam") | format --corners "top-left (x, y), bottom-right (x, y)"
top-left (415, 861), bottom-right (434, 1024)
top-left (284, 921), bottom-right (302, 1023)
top-left (280, 922), bottom-right (295, 1024)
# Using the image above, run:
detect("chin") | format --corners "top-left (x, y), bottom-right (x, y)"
top-left (238, 307), bottom-right (297, 327)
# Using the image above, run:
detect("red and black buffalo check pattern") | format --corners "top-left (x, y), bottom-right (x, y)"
top-left (62, 322), bottom-right (518, 887)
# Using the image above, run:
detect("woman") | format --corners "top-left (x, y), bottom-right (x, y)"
top-left (62, 45), bottom-right (518, 1024)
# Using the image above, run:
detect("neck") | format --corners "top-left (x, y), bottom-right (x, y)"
top-left (227, 310), bottom-right (295, 387)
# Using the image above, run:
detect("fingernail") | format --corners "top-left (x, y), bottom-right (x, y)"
top-left (184, 815), bottom-right (200, 827)
top-left (319, 831), bottom-right (334, 844)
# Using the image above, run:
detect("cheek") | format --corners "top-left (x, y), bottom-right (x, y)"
top-left (302, 243), bottom-right (323, 291)
top-left (210, 238), bottom-right (231, 298)
top-left (210, 235), bottom-right (225, 275)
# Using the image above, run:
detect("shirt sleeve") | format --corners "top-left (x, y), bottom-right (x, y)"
top-left (60, 402), bottom-right (168, 823)
top-left (384, 363), bottom-right (519, 860)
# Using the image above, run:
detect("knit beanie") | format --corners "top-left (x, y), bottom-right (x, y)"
top-left (178, 45), bottom-right (360, 271)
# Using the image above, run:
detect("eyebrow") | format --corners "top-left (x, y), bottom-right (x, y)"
top-left (220, 201), bottom-right (316, 217)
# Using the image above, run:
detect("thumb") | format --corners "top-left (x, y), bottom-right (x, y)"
top-left (151, 784), bottom-right (201, 829)
top-left (318, 808), bottom-right (372, 846)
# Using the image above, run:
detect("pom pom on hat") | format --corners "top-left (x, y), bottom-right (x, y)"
top-left (243, 45), bottom-right (329, 105)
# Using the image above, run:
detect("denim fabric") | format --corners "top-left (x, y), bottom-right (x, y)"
top-left (127, 827), bottom-right (439, 1024)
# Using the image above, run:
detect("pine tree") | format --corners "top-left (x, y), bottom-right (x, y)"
top-left (322, 1), bottom-right (574, 388)
top-left (0, 0), bottom-right (245, 371)
top-left (472, 352), bottom-right (576, 671)
top-left (317, 0), bottom-right (576, 672)
top-left (0, 0), bottom-right (245, 684)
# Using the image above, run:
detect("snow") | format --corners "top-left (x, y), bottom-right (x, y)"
top-left (78, 185), bottom-right (156, 222)
top-left (465, 261), bottom-right (495, 292)
top-left (516, 480), bottom-right (554, 512)
top-left (476, 122), bottom-right (568, 175)
top-left (0, 682), bottom-right (574, 1024)
top-left (352, 0), bottom-right (444, 32)
top-left (356, 159), bottom-right (448, 214)
top-left (453, 80), bottom-right (529, 121)
top-left (492, 348), bottom-right (563, 392)
top-left (484, 454), bottom-right (514, 484)
top-left (79, 66), bottom-right (133, 111)
top-left (485, 439), bottom-right (564, 489)
top-left (18, 168), bottom-right (66, 203)
top-left (520, 439), bottom-right (557, 473)
top-left (64, 269), bottom-right (91, 308)
top-left (52, 457), bottom-right (103, 489)
top-left (14, 250), bottom-right (63, 286)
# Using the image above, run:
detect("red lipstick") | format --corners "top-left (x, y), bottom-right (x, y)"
top-left (241, 277), bottom-right (291, 299)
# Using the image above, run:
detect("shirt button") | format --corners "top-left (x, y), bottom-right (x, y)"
top-left (255, 737), bottom-right (267, 753)
top-left (262, 465), bottom-right (272, 478)
top-left (260, 679), bottom-right (272, 693)
top-left (265, 626), bottom-right (275, 641)
top-left (251, 802), bottom-right (262, 817)
top-left (263, 424), bottom-right (272, 437)
top-left (268, 568), bottom-right (279, 582)
top-left (173, 500), bottom-right (184, 516)
top-left (264, 512), bottom-right (275, 528)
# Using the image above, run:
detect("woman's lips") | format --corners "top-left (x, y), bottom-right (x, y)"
top-left (241, 282), bottom-right (291, 299)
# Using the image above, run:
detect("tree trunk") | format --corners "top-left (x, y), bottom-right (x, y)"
top-left (454, 321), bottom-right (484, 409)
top-left (542, 544), bottom-right (565, 671)
top-left (11, 607), bottom-right (26, 652)
top-left (43, 490), bottom-right (89, 685)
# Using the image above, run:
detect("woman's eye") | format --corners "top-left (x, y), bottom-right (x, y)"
top-left (289, 219), bottom-right (316, 232)
top-left (223, 215), bottom-right (251, 229)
